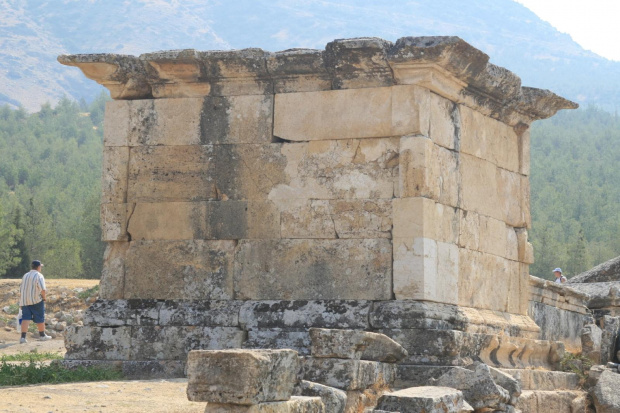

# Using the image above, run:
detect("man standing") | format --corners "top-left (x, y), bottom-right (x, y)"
top-left (553, 267), bottom-right (567, 284)
top-left (19, 260), bottom-right (51, 343)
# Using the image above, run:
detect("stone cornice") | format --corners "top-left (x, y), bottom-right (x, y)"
top-left (58, 36), bottom-right (578, 125)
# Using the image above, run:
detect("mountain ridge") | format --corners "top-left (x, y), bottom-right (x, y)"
top-left (2, 0), bottom-right (619, 111)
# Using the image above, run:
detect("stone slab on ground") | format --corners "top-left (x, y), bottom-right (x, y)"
top-left (309, 328), bottom-right (407, 362)
top-left (376, 386), bottom-right (465, 413)
top-left (432, 362), bottom-right (510, 411)
top-left (300, 357), bottom-right (396, 391)
top-left (293, 381), bottom-right (347, 413)
top-left (590, 369), bottom-right (620, 413)
top-left (187, 349), bottom-right (299, 404)
top-left (204, 396), bottom-right (325, 413)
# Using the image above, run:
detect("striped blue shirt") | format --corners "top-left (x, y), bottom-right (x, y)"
top-left (19, 270), bottom-right (46, 306)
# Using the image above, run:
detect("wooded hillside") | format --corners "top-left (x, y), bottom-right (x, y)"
top-left (0, 94), bottom-right (106, 278)
top-left (0, 99), bottom-right (618, 280)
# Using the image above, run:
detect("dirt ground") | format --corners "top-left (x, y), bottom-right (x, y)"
top-left (0, 279), bottom-right (203, 413)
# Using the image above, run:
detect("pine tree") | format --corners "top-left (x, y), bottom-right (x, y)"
top-left (3, 207), bottom-right (31, 278)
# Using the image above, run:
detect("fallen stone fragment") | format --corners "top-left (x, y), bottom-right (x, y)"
top-left (582, 324), bottom-right (603, 364)
top-left (375, 387), bottom-right (465, 413)
top-left (489, 366), bottom-right (522, 405)
top-left (590, 370), bottom-right (620, 413)
top-left (294, 381), bottom-right (346, 413)
top-left (186, 349), bottom-right (299, 405)
top-left (309, 328), bottom-right (408, 362)
top-left (300, 357), bottom-right (396, 391)
top-left (204, 396), bottom-right (325, 412)
top-left (432, 362), bottom-right (510, 410)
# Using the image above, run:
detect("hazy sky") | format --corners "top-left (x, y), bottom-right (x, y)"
top-left (516, 0), bottom-right (620, 61)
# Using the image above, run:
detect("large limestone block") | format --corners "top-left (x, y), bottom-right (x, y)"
top-left (239, 300), bottom-right (371, 330)
top-left (460, 104), bottom-right (520, 173)
top-left (518, 128), bottom-right (531, 176)
top-left (128, 202), bottom-right (207, 240)
top-left (233, 239), bottom-right (392, 300)
top-left (124, 240), bottom-right (235, 300)
top-left (516, 228), bottom-right (534, 264)
top-left (460, 153), bottom-right (529, 227)
top-left (127, 201), bottom-right (280, 241)
top-left (458, 209), bottom-right (480, 251)
top-left (581, 323), bottom-right (603, 364)
top-left (274, 85), bottom-right (428, 141)
top-left (204, 397), bottom-right (325, 413)
top-left (376, 387), bottom-right (465, 413)
top-left (308, 328), bottom-right (407, 363)
top-left (127, 145), bottom-right (217, 203)
top-left (393, 236), bottom-right (459, 304)
top-left (300, 358), bottom-right (396, 391)
top-left (99, 241), bottom-right (128, 299)
top-left (64, 326), bottom-right (132, 360)
top-left (158, 300), bottom-right (243, 327)
top-left (399, 135), bottom-right (459, 207)
top-left (370, 300), bottom-right (468, 331)
top-left (458, 248), bottom-right (524, 313)
top-left (130, 326), bottom-right (245, 360)
top-left (201, 94), bottom-right (273, 144)
top-left (294, 381), bottom-right (346, 413)
top-left (281, 199), bottom-right (392, 239)
top-left (245, 329), bottom-right (312, 356)
top-left (591, 370), bottom-right (620, 413)
top-left (186, 349), bottom-right (299, 404)
top-left (269, 138), bottom-right (399, 203)
top-left (392, 197), bottom-right (458, 243)
top-left (101, 203), bottom-right (132, 241)
top-left (429, 92), bottom-right (458, 150)
top-left (378, 329), bottom-right (464, 366)
top-left (516, 390), bottom-right (587, 413)
top-left (104, 99), bottom-right (204, 147)
top-left (104, 96), bottom-right (273, 146)
top-left (432, 362), bottom-right (510, 411)
top-left (478, 215), bottom-right (508, 258)
top-left (102, 146), bottom-right (129, 203)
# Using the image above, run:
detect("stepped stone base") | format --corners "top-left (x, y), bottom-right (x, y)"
top-left (63, 299), bottom-right (564, 377)
top-left (516, 390), bottom-right (587, 413)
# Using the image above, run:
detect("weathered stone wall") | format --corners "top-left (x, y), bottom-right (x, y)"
top-left (59, 36), bottom-right (576, 372)
top-left (61, 37), bottom-right (575, 316)
top-left (528, 276), bottom-right (592, 352)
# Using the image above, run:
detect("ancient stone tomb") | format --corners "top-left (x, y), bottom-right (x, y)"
top-left (59, 36), bottom-right (577, 375)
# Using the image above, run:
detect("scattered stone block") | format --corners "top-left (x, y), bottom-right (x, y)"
top-left (376, 387), bottom-right (465, 413)
top-left (204, 396), bottom-right (325, 413)
top-left (432, 362), bottom-right (510, 410)
top-left (600, 316), bottom-right (620, 364)
top-left (590, 370), bottom-right (620, 413)
top-left (308, 328), bottom-right (407, 363)
top-left (300, 357), bottom-right (396, 391)
top-left (582, 323), bottom-right (603, 364)
top-left (186, 349), bottom-right (299, 404)
top-left (294, 381), bottom-right (346, 413)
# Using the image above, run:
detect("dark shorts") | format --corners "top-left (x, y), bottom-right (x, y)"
top-left (21, 301), bottom-right (45, 324)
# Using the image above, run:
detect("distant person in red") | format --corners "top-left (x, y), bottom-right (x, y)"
top-left (19, 260), bottom-right (52, 343)
top-left (553, 267), bottom-right (567, 284)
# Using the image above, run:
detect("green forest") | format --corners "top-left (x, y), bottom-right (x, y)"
top-left (0, 97), bottom-right (618, 280)
top-left (0, 94), bottom-right (106, 278)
